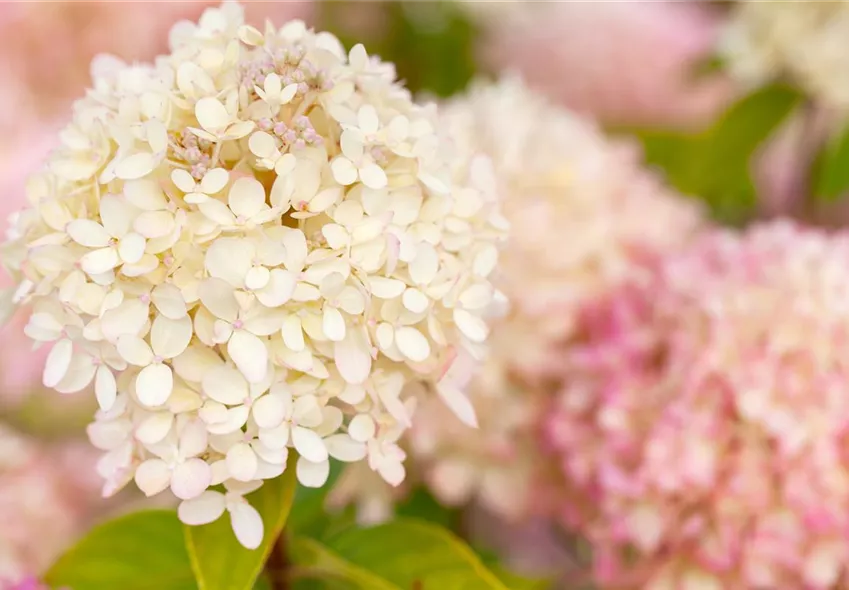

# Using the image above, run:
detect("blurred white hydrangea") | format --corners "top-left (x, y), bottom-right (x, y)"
top-left (400, 76), bottom-right (704, 521)
top-left (0, 1), bottom-right (505, 548)
top-left (720, 2), bottom-right (849, 108)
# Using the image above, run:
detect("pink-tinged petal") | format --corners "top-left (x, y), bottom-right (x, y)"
top-left (178, 491), bottom-right (227, 526)
top-left (171, 458), bottom-right (212, 500)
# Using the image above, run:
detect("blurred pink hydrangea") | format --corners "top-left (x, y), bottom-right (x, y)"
top-left (0, 426), bottom-right (100, 584)
top-left (404, 77), bottom-right (705, 521)
top-left (467, 1), bottom-right (732, 129)
top-left (546, 221), bottom-right (849, 589)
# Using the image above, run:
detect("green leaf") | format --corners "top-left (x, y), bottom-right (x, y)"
top-left (627, 84), bottom-right (803, 224)
top-left (812, 124), bottom-right (849, 202)
top-left (488, 563), bottom-right (551, 590)
top-left (184, 455), bottom-right (298, 590)
top-left (45, 510), bottom-right (195, 590)
top-left (291, 518), bottom-right (509, 589)
top-left (395, 486), bottom-right (458, 529)
top-left (287, 459), bottom-right (346, 539)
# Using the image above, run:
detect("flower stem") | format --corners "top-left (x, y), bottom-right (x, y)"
top-left (266, 532), bottom-right (290, 590)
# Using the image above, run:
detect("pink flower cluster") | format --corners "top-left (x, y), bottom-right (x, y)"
top-left (0, 427), bottom-right (100, 584)
top-left (471, 1), bottom-right (731, 128)
top-left (546, 221), bottom-right (849, 589)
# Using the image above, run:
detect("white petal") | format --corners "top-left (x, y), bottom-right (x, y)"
top-left (202, 364), bottom-right (248, 405)
top-left (135, 412), bottom-right (174, 445)
top-left (279, 82), bottom-right (298, 104)
top-left (178, 491), bottom-right (226, 525)
top-left (437, 381), bottom-right (478, 428)
top-left (228, 330), bottom-right (268, 384)
top-left (325, 434), bottom-right (366, 462)
top-left (453, 309), bottom-right (489, 343)
top-left (195, 97), bottom-right (230, 132)
top-left (66, 220), bottom-right (111, 247)
top-left (117, 335), bottom-right (154, 367)
top-left (369, 277), bottom-right (407, 299)
top-left (136, 363), bottom-right (174, 407)
top-left (348, 414), bottom-right (376, 442)
top-left (307, 187), bottom-right (342, 214)
top-left (322, 306), bottom-right (346, 342)
top-left (172, 169), bottom-right (197, 193)
top-left (280, 315), bottom-right (305, 351)
top-left (118, 232), bottom-right (146, 264)
top-left (43, 338), bottom-right (73, 388)
top-left (226, 442), bottom-right (258, 482)
top-left (245, 266), bottom-right (270, 291)
top-left (296, 456), bottom-right (330, 488)
top-left (334, 330), bottom-right (371, 384)
top-left (292, 426), bottom-right (328, 463)
top-left (81, 247), bottom-right (120, 275)
top-left (252, 394), bottom-right (287, 429)
top-left (228, 177), bottom-right (266, 219)
top-left (358, 105), bottom-right (379, 135)
top-left (151, 314), bottom-right (193, 359)
top-left (248, 131), bottom-right (278, 159)
top-left (409, 244), bottom-right (439, 286)
top-left (402, 288), bottom-right (429, 313)
top-left (134, 211), bottom-right (174, 239)
top-left (340, 129), bottom-right (365, 161)
top-left (101, 299), bottom-right (148, 342)
top-left (200, 168), bottom-right (230, 194)
top-left (116, 152), bottom-right (157, 180)
top-left (171, 458), bottom-right (212, 500)
top-left (124, 178), bottom-right (168, 211)
top-left (99, 194), bottom-right (136, 237)
top-left (134, 459), bottom-right (171, 496)
top-left (330, 157), bottom-right (358, 186)
top-left (255, 269), bottom-right (296, 308)
top-left (95, 365), bottom-right (118, 411)
top-left (205, 238), bottom-right (255, 288)
top-left (359, 163), bottom-right (387, 190)
top-left (199, 199), bottom-right (237, 226)
top-left (259, 422), bottom-right (291, 450)
top-left (395, 327), bottom-right (430, 362)
top-left (198, 278), bottom-right (239, 322)
top-left (281, 230), bottom-right (308, 272)
top-left (322, 224), bottom-right (349, 250)
top-left (152, 284), bottom-right (187, 319)
top-left (229, 502), bottom-right (264, 550)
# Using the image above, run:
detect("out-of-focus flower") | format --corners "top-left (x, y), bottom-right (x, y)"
top-left (721, 2), bottom-right (849, 109)
top-left (466, 1), bottom-right (731, 128)
top-left (405, 77), bottom-right (704, 521)
top-left (546, 221), bottom-right (849, 589)
top-left (1, 2), bottom-right (504, 548)
top-left (0, 426), bottom-right (99, 584)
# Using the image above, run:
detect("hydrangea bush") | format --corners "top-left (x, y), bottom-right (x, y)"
top-left (0, 1), bottom-right (504, 549)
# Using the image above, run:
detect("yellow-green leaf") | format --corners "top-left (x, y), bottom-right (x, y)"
top-left (45, 510), bottom-right (195, 590)
top-left (184, 455), bottom-right (298, 590)
top-left (291, 518), bottom-right (509, 590)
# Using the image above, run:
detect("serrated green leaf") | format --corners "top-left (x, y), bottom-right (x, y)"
top-left (184, 455), bottom-right (298, 590)
top-left (45, 510), bottom-right (195, 590)
top-left (812, 124), bottom-right (849, 202)
top-left (292, 518), bottom-right (509, 590)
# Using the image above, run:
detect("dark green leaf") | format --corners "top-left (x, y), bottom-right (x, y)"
top-left (287, 459), bottom-right (346, 539)
top-left (184, 455), bottom-right (298, 590)
top-left (395, 486), bottom-right (458, 529)
top-left (45, 510), bottom-right (195, 590)
top-left (627, 84), bottom-right (804, 224)
top-left (812, 124), bottom-right (849, 201)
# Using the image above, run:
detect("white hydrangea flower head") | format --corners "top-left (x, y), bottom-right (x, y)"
top-left (0, 1), bottom-right (505, 547)
top-left (720, 2), bottom-right (849, 108)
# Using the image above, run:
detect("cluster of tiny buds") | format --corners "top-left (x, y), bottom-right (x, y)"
top-left (257, 115), bottom-right (322, 150)
top-left (239, 46), bottom-right (333, 97)
top-left (169, 129), bottom-right (215, 179)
